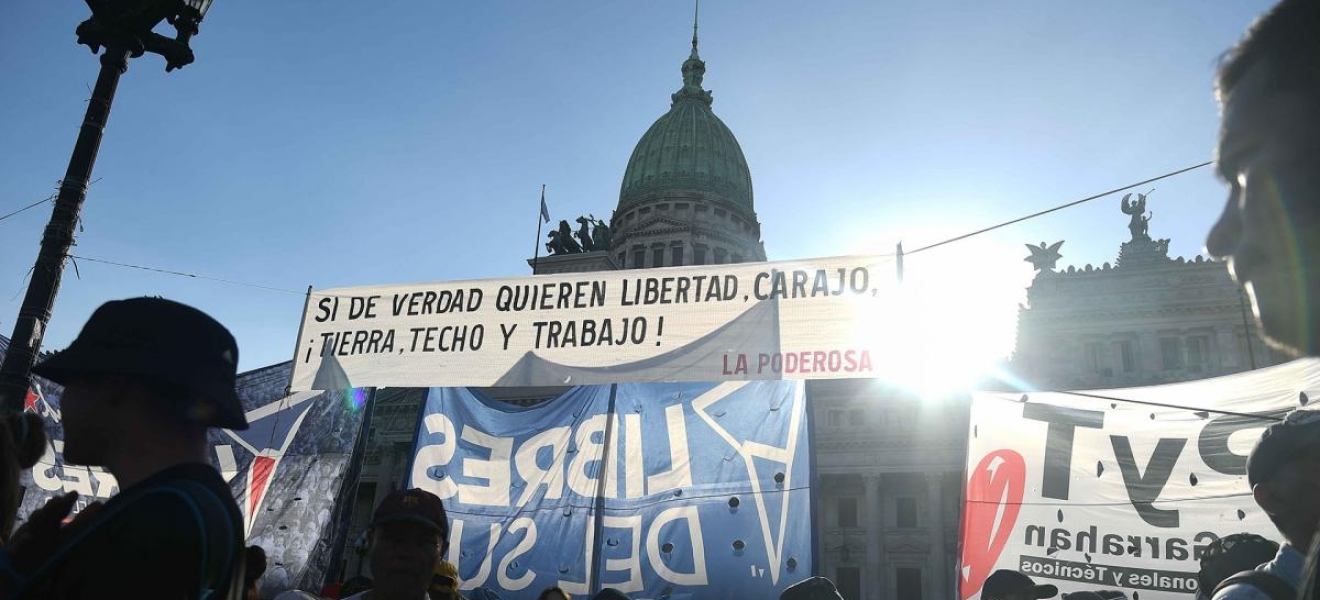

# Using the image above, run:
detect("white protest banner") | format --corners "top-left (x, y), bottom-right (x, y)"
top-left (289, 254), bottom-right (898, 391)
top-left (958, 359), bottom-right (1320, 600)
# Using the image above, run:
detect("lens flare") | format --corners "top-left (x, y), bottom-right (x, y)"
top-left (1265, 175), bottom-right (1314, 347)
top-left (346, 387), bottom-right (368, 412)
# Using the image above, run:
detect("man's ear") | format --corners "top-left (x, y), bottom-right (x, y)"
top-left (441, 539), bottom-right (450, 559)
top-left (1253, 482), bottom-right (1285, 517)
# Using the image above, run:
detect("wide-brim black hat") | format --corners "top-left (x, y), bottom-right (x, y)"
top-left (1247, 408), bottom-right (1320, 487)
top-left (33, 297), bottom-right (248, 430)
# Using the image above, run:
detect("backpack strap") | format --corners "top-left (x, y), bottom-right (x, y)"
top-left (5, 479), bottom-right (242, 600)
top-left (1213, 570), bottom-right (1295, 600)
top-left (163, 479), bottom-right (243, 600)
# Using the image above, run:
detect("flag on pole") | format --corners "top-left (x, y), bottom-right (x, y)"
top-left (532, 185), bottom-right (549, 273)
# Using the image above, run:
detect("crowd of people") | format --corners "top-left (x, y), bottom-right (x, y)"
top-left (0, 0), bottom-right (1317, 598)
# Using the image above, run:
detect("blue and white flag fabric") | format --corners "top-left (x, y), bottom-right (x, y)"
top-left (219, 363), bottom-right (372, 595)
top-left (5, 341), bottom-right (372, 596)
top-left (408, 380), bottom-right (814, 600)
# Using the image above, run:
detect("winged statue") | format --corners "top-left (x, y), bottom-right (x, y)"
top-left (1024, 240), bottom-right (1065, 272)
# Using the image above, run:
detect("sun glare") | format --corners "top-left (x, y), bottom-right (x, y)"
top-left (850, 239), bottom-right (1029, 398)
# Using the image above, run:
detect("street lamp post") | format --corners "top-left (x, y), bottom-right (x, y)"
top-left (0, 0), bottom-right (217, 412)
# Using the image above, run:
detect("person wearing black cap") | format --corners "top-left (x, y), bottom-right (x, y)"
top-left (1211, 409), bottom-right (1320, 600)
top-left (0, 297), bottom-right (248, 599)
top-left (346, 488), bottom-right (450, 600)
top-left (982, 569), bottom-right (1059, 600)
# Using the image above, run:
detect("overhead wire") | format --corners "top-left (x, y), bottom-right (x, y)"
top-left (964, 491), bottom-right (1252, 507)
top-left (1, 178), bottom-right (102, 225)
top-left (983, 388), bottom-right (1285, 422)
top-left (65, 255), bottom-right (305, 295)
top-left (1053, 389), bottom-right (1284, 422)
top-left (907, 161), bottom-right (1214, 255)
top-left (0, 195), bottom-right (55, 224)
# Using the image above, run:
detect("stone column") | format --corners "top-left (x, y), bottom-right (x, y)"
top-left (1138, 332), bottom-right (1162, 375)
top-left (1216, 325), bottom-right (1240, 369)
top-left (371, 444), bottom-right (394, 510)
top-left (865, 474), bottom-right (885, 600)
top-left (361, 444), bottom-right (397, 579)
top-left (926, 473), bottom-right (946, 600)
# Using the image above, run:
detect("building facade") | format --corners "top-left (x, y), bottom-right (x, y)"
top-left (809, 379), bottom-right (968, 600)
top-left (1011, 215), bottom-right (1288, 391)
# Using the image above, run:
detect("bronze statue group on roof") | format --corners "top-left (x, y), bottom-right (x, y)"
top-left (546, 216), bottom-right (611, 256)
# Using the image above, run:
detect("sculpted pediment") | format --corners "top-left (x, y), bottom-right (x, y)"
top-left (885, 533), bottom-right (930, 554)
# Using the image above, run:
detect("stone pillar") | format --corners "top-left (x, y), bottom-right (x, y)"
top-left (865, 474), bottom-right (885, 600)
top-left (1216, 325), bottom-right (1240, 369)
top-left (361, 444), bottom-right (397, 579)
top-left (926, 473), bottom-right (946, 600)
top-left (371, 444), bottom-right (394, 510)
top-left (1138, 332), bottom-right (1162, 375)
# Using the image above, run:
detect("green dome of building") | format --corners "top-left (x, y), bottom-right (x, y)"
top-left (617, 34), bottom-right (754, 216)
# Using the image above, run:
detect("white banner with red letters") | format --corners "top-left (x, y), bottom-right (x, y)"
top-left (959, 359), bottom-right (1320, 600)
top-left (289, 255), bottom-right (900, 391)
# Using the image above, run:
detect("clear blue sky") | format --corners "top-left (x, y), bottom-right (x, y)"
top-left (0, 1), bottom-right (1273, 371)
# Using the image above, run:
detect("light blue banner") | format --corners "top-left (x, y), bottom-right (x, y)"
top-left (409, 381), bottom-right (814, 599)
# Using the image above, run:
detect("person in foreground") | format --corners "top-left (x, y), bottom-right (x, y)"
top-left (1207, 0), bottom-right (1320, 599)
top-left (0, 297), bottom-right (249, 599)
top-left (1208, 0), bottom-right (1320, 362)
top-left (1210, 409), bottom-right (1320, 600)
top-left (346, 488), bottom-right (450, 600)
